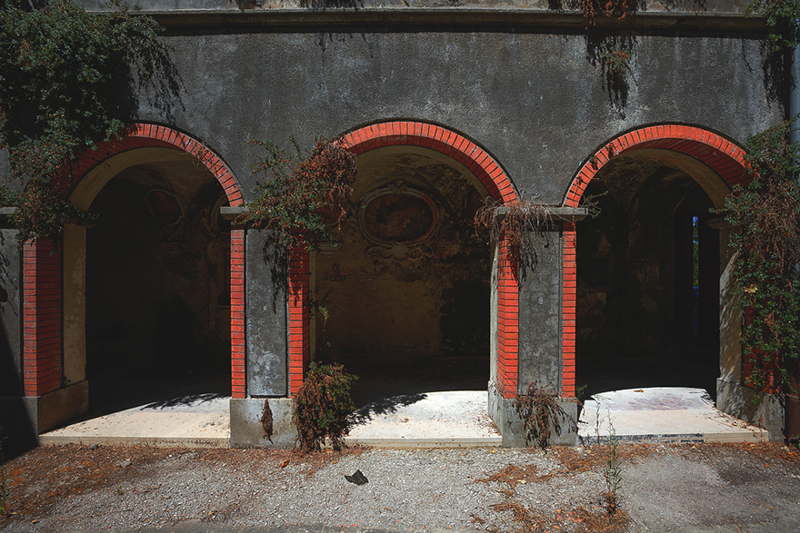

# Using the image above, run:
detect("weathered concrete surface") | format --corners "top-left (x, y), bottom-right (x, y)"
top-left (717, 378), bottom-right (784, 441)
top-left (0, 225), bottom-right (21, 397)
top-left (345, 391), bottom-right (502, 448)
top-left (719, 254), bottom-right (741, 383)
top-left (518, 227), bottom-right (562, 393)
top-left (40, 395), bottom-right (229, 448)
top-left (579, 387), bottom-right (768, 444)
top-left (4, 381), bottom-right (90, 438)
top-left (488, 381), bottom-right (578, 447)
top-left (245, 230), bottom-right (288, 397)
top-left (230, 397), bottom-right (296, 448)
top-left (31, 21), bottom-right (768, 211)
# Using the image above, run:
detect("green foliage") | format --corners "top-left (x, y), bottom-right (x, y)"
top-left (293, 362), bottom-right (358, 453)
top-left (746, 0), bottom-right (800, 50)
top-left (0, 0), bottom-right (162, 245)
top-left (582, 0), bottom-right (632, 25)
top-left (597, 44), bottom-right (633, 77)
top-left (723, 120), bottom-right (800, 394)
top-left (244, 137), bottom-right (356, 252)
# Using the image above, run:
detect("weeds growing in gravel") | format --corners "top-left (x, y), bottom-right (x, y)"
top-left (603, 414), bottom-right (623, 514)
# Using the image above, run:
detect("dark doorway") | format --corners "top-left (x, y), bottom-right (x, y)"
top-left (576, 157), bottom-right (721, 400)
top-left (85, 160), bottom-right (231, 415)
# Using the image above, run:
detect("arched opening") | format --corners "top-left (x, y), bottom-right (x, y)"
top-left (287, 121), bottom-right (521, 403)
top-left (575, 157), bottom-right (722, 398)
top-left (58, 124), bottom-right (245, 418)
top-left (312, 146), bottom-right (492, 404)
top-left (81, 152), bottom-right (232, 412)
top-left (564, 125), bottom-right (748, 403)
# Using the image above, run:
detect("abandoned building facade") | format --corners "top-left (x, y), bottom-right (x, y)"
top-left (0, 0), bottom-right (793, 449)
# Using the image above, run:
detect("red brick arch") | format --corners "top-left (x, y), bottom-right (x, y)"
top-left (287, 121), bottom-right (522, 397)
top-left (559, 124), bottom-right (750, 397)
top-left (24, 123), bottom-right (247, 399)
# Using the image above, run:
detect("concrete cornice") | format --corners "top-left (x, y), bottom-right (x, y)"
top-left (145, 9), bottom-right (768, 33)
top-left (494, 206), bottom-right (589, 222)
top-left (220, 205), bottom-right (249, 220)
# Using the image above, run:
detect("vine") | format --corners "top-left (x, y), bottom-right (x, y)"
top-left (474, 196), bottom-right (595, 284)
top-left (582, 0), bottom-right (632, 25)
top-left (242, 136), bottom-right (357, 252)
top-left (474, 197), bottom-right (555, 284)
top-left (745, 0), bottom-right (800, 51)
top-left (0, 0), bottom-right (163, 245)
top-left (723, 120), bottom-right (800, 395)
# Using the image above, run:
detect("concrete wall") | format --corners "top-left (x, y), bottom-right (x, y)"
top-left (518, 227), bottom-right (563, 394)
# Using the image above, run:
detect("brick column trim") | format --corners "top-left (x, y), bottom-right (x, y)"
top-left (496, 234), bottom-right (519, 398)
top-left (230, 228), bottom-right (246, 398)
top-left (23, 239), bottom-right (62, 397)
top-left (288, 246), bottom-right (310, 395)
top-left (561, 222), bottom-right (577, 398)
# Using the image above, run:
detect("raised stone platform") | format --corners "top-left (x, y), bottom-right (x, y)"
top-left (578, 387), bottom-right (768, 444)
top-left (39, 395), bottom-right (230, 448)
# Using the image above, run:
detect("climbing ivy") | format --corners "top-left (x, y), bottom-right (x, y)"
top-left (723, 121), bottom-right (800, 395)
top-left (0, 0), bottom-right (162, 245)
top-left (746, 0), bottom-right (800, 51)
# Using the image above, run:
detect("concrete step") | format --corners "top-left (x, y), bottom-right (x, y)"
top-left (39, 397), bottom-right (231, 448)
top-left (578, 387), bottom-right (768, 445)
top-left (344, 390), bottom-right (503, 448)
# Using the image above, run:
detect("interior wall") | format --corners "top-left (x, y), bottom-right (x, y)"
top-left (86, 162), bottom-right (231, 380)
top-left (314, 147), bottom-right (491, 367)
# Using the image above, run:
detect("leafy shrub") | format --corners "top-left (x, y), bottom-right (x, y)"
top-left (0, 0), bottom-right (162, 245)
top-left (746, 0), bottom-right (800, 51)
top-left (293, 362), bottom-right (358, 452)
top-left (244, 137), bottom-right (356, 252)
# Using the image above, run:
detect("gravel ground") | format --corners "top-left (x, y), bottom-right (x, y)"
top-left (1, 442), bottom-right (799, 533)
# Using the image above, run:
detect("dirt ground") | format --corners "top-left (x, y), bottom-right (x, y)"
top-left (1, 442), bottom-right (799, 533)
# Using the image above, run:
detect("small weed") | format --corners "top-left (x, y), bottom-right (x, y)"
top-left (513, 383), bottom-right (573, 448)
top-left (598, 44), bottom-right (634, 76)
top-left (603, 413), bottom-right (623, 514)
top-left (575, 384), bottom-right (588, 403)
top-left (116, 487), bottom-right (124, 496)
